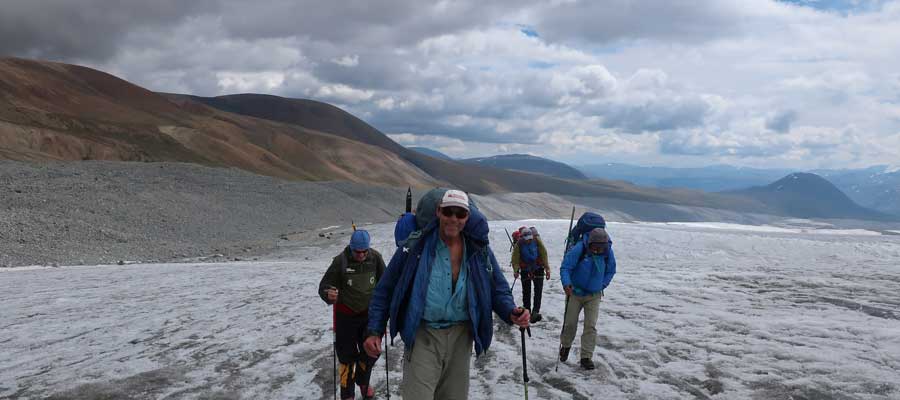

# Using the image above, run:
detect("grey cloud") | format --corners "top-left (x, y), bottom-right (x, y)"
top-left (0, 1), bottom-right (217, 61)
top-left (592, 96), bottom-right (711, 133)
top-left (216, 0), bottom-right (534, 46)
top-left (2, 0), bottom-right (526, 64)
top-left (766, 110), bottom-right (798, 133)
top-left (308, 51), bottom-right (422, 92)
top-left (532, 0), bottom-right (743, 46)
top-left (659, 134), bottom-right (780, 158)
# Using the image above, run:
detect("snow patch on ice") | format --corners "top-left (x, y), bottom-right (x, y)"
top-left (637, 221), bottom-right (798, 233)
top-left (634, 221), bottom-right (882, 236)
top-left (4, 220), bottom-right (900, 399)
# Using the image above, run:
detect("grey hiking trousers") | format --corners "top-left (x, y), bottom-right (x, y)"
top-left (402, 323), bottom-right (473, 400)
top-left (561, 291), bottom-right (602, 360)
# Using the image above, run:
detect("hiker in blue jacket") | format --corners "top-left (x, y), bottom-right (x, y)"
top-left (559, 227), bottom-right (616, 370)
top-left (363, 189), bottom-right (530, 399)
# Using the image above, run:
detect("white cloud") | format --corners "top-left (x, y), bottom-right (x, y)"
top-left (9, 0), bottom-right (900, 169)
top-left (217, 71), bottom-right (285, 92)
top-left (314, 84), bottom-right (374, 103)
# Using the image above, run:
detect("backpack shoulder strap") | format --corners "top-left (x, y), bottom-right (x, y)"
top-left (401, 229), bottom-right (425, 249)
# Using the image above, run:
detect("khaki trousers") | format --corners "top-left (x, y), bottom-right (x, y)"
top-left (402, 324), bottom-right (473, 400)
top-left (560, 292), bottom-right (602, 360)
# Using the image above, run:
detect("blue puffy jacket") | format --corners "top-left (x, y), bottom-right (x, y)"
top-left (367, 208), bottom-right (517, 355)
top-left (560, 235), bottom-right (616, 296)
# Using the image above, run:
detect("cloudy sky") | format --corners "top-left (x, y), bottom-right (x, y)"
top-left (3, 0), bottom-right (899, 170)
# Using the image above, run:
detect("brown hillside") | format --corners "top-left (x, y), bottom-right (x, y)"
top-left (0, 57), bottom-right (438, 187)
top-left (182, 93), bottom-right (772, 212)
top-left (0, 57), bottom-right (773, 215)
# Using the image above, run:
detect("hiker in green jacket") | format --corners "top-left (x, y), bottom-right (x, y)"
top-left (319, 230), bottom-right (386, 400)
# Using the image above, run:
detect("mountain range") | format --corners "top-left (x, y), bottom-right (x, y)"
top-left (0, 57), bottom-right (894, 222)
top-left (408, 146), bottom-right (453, 160)
top-left (460, 154), bottom-right (588, 180)
top-left (579, 163), bottom-right (900, 217)
top-left (729, 173), bottom-right (891, 221)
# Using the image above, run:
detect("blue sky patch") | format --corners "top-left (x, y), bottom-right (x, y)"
top-left (520, 27), bottom-right (540, 38)
top-left (528, 61), bottom-right (556, 69)
top-left (778, 0), bottom-right (885, 14)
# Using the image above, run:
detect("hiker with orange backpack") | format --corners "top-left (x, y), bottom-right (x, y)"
top-left (511, 226), bottom-right (550, 323)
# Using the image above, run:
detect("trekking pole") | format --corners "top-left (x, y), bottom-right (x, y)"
top-left (555, 294), bottom-right (571, 373)
top-left (514, 309), bottom-right (532, 400)
top-left (380, 187), bottom-right (407, 400)
top-left (505, 227), bottom-right (519, 295)
top-left (384, 335), bottom-right (390, 400)
top-left (555, 206), bottom-right (577, 372)
top-left (331, 305), bottom-right (337, 400)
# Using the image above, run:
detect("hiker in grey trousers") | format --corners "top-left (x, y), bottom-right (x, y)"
top-left (364, 189), bottom-right (530, 399)
top-left (559, 228), bottom-right (617, 370)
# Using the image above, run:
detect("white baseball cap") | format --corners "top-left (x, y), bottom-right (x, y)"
top-left (440, 189), bottom-right (469, 211)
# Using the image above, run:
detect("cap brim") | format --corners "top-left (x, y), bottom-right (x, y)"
top-left (440, 201), bottom-right (469, 210)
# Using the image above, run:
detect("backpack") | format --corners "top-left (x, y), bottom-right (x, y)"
top-left (519, 239), bottom-right (539, 264)
top-left (567, 212), bottom-right (606, 252)
top-left (394, 187), bottom-right (480, 249)
top-left (392, 188), bottom-right (496, 284)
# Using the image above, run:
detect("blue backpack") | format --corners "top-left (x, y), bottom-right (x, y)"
top-left (566, 212), bottom-right (606, 252)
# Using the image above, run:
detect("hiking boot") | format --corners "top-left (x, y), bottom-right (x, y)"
top-left (358, 384), bottom-right (375, 400)
top-left (529, 313), bottom-right (542, 323)
top-left (559, 346), bottom-right (571, 362)
top-left (579, 358), bottom-right (595, 370)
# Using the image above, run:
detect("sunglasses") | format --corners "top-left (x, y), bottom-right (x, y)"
top-left (440, 206), bottom-right (469, 219)
top-left (589, 242), bottom-right (608, 253)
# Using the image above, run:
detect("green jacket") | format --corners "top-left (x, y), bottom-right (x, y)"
top-left (318, 246), bottom-right (386, 313)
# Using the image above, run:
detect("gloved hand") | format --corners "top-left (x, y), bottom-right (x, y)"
top-left (514, 271), bottom-right (519, 279)
top-left (564, 285), bottom-right (573, 297)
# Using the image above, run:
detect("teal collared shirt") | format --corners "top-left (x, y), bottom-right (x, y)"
top-left (423, 238), bottom-right (469, 328)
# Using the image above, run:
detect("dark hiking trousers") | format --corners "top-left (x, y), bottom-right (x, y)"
top-left (521, 271), bottom-right (544, 314)
top-left (335, 311), bottom-right (379, 399)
